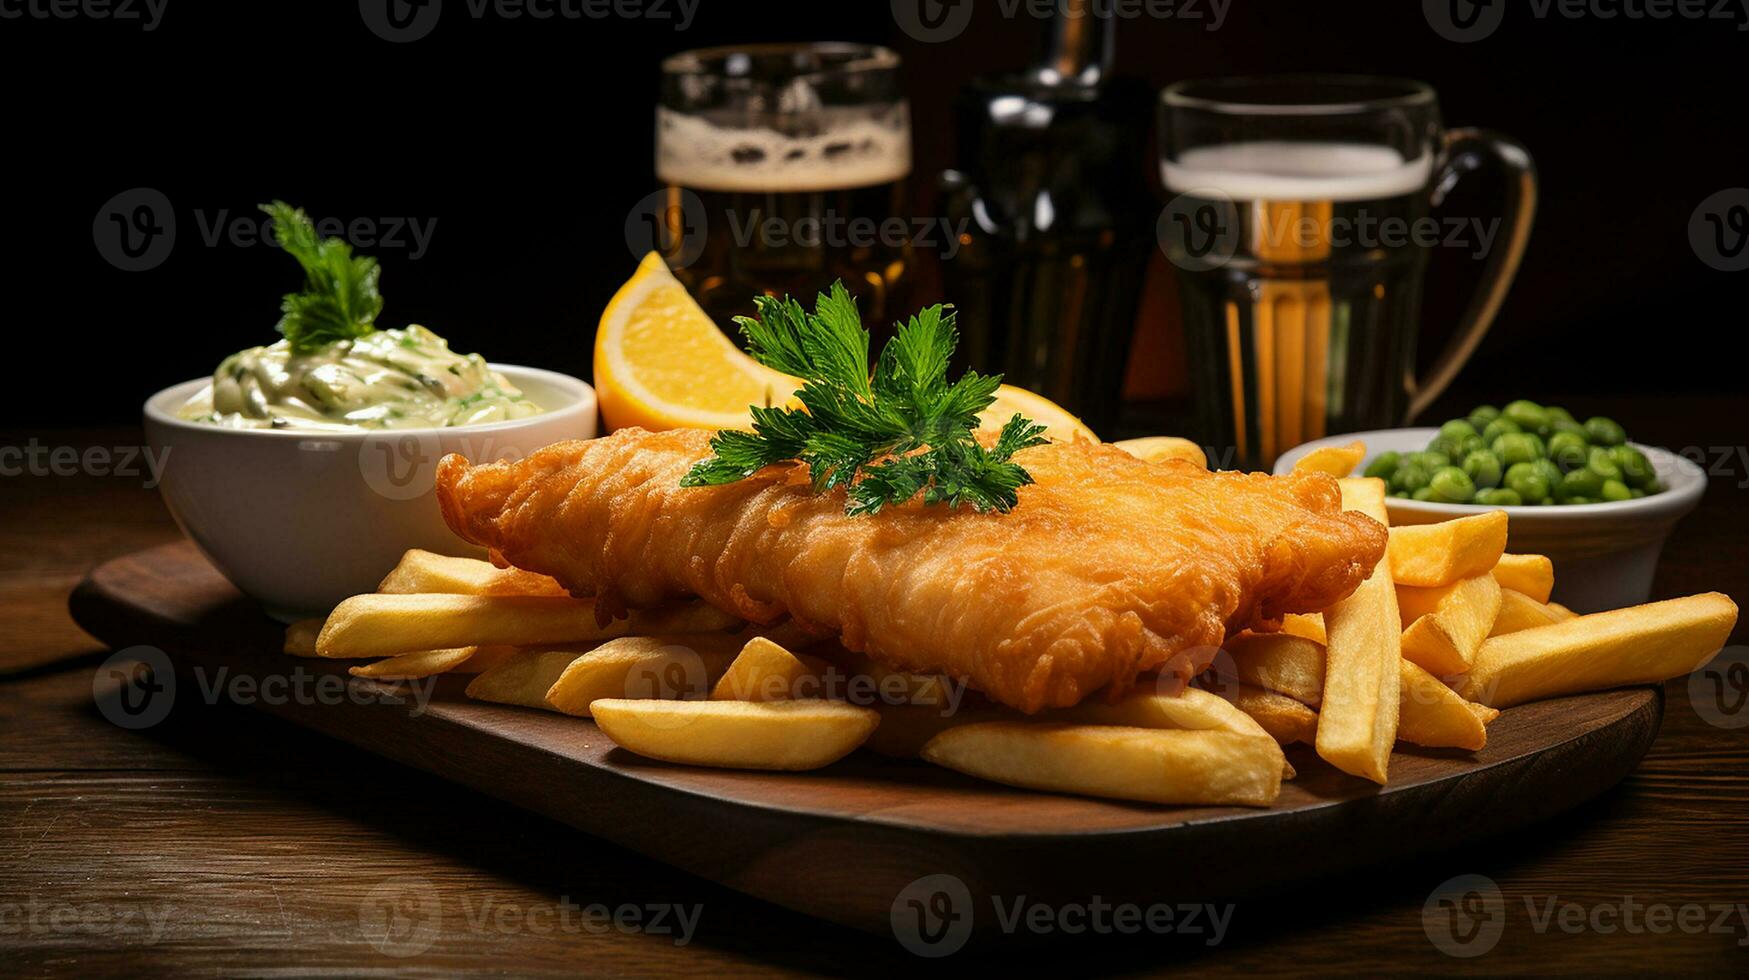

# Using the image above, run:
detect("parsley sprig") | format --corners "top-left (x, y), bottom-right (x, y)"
top-left (680, 283), bottom-right (1048, 515)
top-left (261, 201), bottom-right (383, 353)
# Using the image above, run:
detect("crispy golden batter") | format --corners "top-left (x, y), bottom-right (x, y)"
top-left (437, 428), bottom-right (1386, 713)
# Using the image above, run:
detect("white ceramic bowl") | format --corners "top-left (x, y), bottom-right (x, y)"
top-left (1276, 428), bottom-right (1707, 613)
top-left (144, 365), bottom-right (597, 621)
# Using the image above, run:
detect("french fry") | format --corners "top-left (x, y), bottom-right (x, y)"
top-left (283, 618), bottom-right (324, 658)
top-left (1279, 612), bottom-right (1327, 644)
top-left (1387, 511), bottom-right (1509, 588)
top-left (869, 687), bottom-right (1272, 760)
top-left (711, 637), bottom-right (831, 701)
top-left (1548, 602), bottom-right (1578, 621)
top-left (1398, 660), bottom-right (1496, 751)
top-left (1490, 588), bottom-right (1569, 637)
top-left (318, 594), bottom-right (623, 657)
top-left (1221, 632), bottom-right (1325, 706)
top-left (464, 646), bottom-right (596, 710)
top-left (591, 698), bottom-right (879, 770)
top-left (920, 723), bottom-right (1284, 807)
top-left (545, 634), bottom-right (743, 716)
top-left (1398, 574), bottom-right (1502, 676)
top-left (1113, 436), bottom-right (1207, 469)
top-left (1457, 592), bottom-right (1739, 708)
top-left (1212, 631), bottom-right (1495, 752)
top-left (1491, 553), bottom-right (1554, 604)
top-left (350, 646), bottom-right (478, 679)
top-left (1056, 686), bottom-right (1267, 736)
top-left (377, 549), bottom-right (568, 596)
top-left (1316, 478), bottom-right (1400, 784)
top-left (1292, 440), bottom-right (1366, 478)
top-left (1216, 683), bottom-right (1319, 745)
top-left (349, 645), bottom-right (518, 680)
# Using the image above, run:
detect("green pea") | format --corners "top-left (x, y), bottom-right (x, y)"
top-left (1391, 490), bottom-right (1411, 498)
top-left (1492, 432), bottom-right (1545, 468)
top-left (1547, 406), bottom-right (1577, 427)
top-left (1564, 495), bottom-right (1594, 505)
top-left (1474, 487), bottom-right (1523, 506)
top-left (1584, 416), bottom-right (1627, 446)
top-left (1546, 431), bottom-right (1589, 471)
top-left (1610, 445), bottom-right (1655, 488)
top-left (1600, 479), bottom-right (1632, 502)
top-left (1503, 399), bottom-right (1549, 433)
top-left (1480, 417), bottom-right (1521, 444)
top-left (1412, 486), bottom-right (1437, 501)
top-left (1586, 446), bottom-right (1623, 482)
top-left (1428, 466), bottom-right (1476, 503)
top-left (1505, 461), bottom-right (1550, 503)
top-left (1468, 405), bottom-right (1502, 426)
top-left (1531, 458), bottom-right (1564, 493)
top-left (1438, 419), bottom-right (1479, 443)
top-left (1550, 418), bottom-right (1588, 438)
top-left (1363, 451), bottom-right (1401, 481)
top-left (1629, 488), bottom-right (1647, 498)
top-left (1391, 463), bottom-right (1431, 493)
top-left (1461, 449), bottom-right (1503, 489)
top-left (1558, 467), bottom-right (1605, 500)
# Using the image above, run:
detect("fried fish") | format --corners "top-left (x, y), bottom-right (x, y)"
top-left (437, 428), bottom-right (1387, 713)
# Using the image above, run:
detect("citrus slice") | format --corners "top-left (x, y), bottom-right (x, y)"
top-left (595, 252), bottom-right (798, 432)
top-left (595, 252), bottom-right (1098, 442)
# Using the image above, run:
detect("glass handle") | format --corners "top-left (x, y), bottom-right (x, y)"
top-left (1408, 128), bottom-right (1538, 421)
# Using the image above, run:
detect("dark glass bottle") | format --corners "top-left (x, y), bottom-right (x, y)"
top-left (937, 10), bottom-right (1153, 436)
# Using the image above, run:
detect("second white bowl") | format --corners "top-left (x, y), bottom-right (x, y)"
top-left (1276, 428), bottom-right (1707, 612)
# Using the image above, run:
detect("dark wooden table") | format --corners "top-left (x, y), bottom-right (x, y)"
top-left (4, 411), bottom-right (1747, 976)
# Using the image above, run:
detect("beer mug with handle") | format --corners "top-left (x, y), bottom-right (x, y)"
top-left (1157, 75), bottom-right (1535, 470)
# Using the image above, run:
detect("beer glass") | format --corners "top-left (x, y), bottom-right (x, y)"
top-left (657, 43), bottom-right (913, 328)
top-left (1157, 76), bottom-right (1536, 469)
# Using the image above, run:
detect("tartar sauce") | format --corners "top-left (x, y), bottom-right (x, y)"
top-left (178, 325), bottom-right (546, 431)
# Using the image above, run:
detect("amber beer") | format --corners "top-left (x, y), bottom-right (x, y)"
top-left (1164, 142), bottom-right (1435, 468)
top-left (657, 44), bottom-right (913, 328)
top-left (1158, 77), bottom-right (1536, 471)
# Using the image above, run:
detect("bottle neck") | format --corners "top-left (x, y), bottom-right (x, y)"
top-left (1029, 1), bottom-right (1114, 88)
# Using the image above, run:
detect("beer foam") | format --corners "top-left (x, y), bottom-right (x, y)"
top-left (1162, 141), bottom-right (1431, 201)
top-left (656, 107), bottom-right (911, 192)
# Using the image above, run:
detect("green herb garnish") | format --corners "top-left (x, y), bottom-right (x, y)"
top-left (680, 283), bottom-right (1048, 515)
top-left (261, 201), bottom-right (383, 353)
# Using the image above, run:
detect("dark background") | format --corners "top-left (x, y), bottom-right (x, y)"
top-left (5, 0), bottom-right (1745, 431)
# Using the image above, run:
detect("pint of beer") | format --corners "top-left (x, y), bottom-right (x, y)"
top-left (1157, 77), bottom-right (1537, 470)
top-left (657, 44), bottom-right (913, 329)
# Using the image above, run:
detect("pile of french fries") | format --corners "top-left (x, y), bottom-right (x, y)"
top-left (281, 438), bottom-right (1737, 809)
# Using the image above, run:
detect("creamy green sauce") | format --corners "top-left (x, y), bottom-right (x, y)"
top-left (178, 325), bottom-right (546, 431)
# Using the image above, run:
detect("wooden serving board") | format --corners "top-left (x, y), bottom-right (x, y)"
top-left (70, 542), bottom-right (1662, 941)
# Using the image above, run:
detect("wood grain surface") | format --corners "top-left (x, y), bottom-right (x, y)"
top-left (4, 417), bottom-right (1747, 976)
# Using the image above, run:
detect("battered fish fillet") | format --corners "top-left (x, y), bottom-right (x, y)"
top-left (436, 428), bottom-right (1386, 713)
